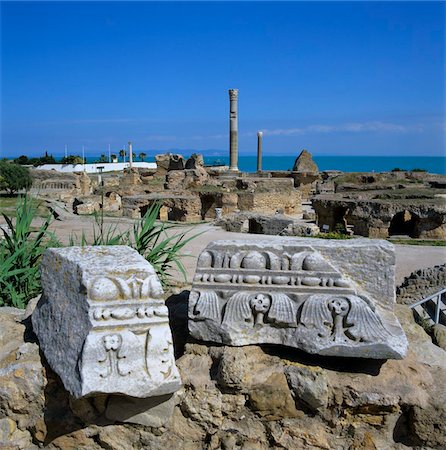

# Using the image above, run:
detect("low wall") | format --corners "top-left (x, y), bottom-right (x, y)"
top-left (34, 162), bottom-right (156, 174)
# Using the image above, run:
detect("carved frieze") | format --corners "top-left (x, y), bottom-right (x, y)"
top-left (188, 239), bottom-right (408, 359)
top-left (32, 246), bottom-right (181, 399)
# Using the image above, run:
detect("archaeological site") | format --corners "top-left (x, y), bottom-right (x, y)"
top-left (1, 90), bottom-right (445, 450)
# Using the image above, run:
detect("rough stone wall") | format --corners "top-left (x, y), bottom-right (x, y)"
top-left (238, 191), bottom-right (302, 215)
top-left (396, 264), bottom-right (446, 305)
top-left (1, 302), bottom-right (446, 450)
top-left (312, 197), bottom-right (446, 238)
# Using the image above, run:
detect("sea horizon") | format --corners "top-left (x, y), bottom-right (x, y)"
top-left (37, 154), bottom-right (446, 175)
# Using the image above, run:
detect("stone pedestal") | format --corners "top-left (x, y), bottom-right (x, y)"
top-left (188, 238), bottom-right (408, 359)
top-left (32, 246), bottom-right (182, 399)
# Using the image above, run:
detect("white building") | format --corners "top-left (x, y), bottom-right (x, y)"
top-left (34, 162), bottom-right (156, 174)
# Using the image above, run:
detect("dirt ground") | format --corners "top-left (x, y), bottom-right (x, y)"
top-left (41, 214), bottom-right (446, 287)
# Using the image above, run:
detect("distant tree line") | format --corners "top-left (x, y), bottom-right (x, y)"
top-left (14, 152), bottom-right (56, 166)
top-left (13, 150), bottom-right (150, 166)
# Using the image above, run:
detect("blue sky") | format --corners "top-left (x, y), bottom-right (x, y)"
top-left (1, 1), bottom-right (445, 158)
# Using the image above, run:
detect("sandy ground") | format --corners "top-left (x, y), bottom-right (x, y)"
top-left (45, 215), bottom-right (446, 287)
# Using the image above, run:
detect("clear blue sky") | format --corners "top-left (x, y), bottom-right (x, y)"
top-left (1, 1), bottom-right (445, 158)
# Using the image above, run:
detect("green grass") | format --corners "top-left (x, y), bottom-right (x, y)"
top-left (314, 232), bottom-right (352, 240)
top-left (387, 238), bottom-right (446, 246)
top-left (0, 195), bottom-right (49, 218)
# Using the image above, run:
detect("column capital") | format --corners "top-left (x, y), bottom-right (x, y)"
top-left (257, 131), bottom-right (263, 137)
top-left (229, 89), bottom-right (239, 100)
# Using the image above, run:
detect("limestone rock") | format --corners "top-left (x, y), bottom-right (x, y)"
top-left (103, 192), bottom-right (122, 213)
top-left (155, 153), bottom-right (185, 175)
top-left (32, 246), bottom-right (181, 398)
top-left (394, 304), bottom-right (446, 368)
top-left (284, 363), bottom-right (329, 412)
top-left (248, 372), bottom-right (300, 420)
top-left (105, 393), bottom-right (178, 427)
top-left (433, 323), bottom-right (446, 351)
top-left (215, 346), bottom-right (284, 393)
top-left (0, 308), bottom-right (46, 432)
top-left (267, 417), bottom-right (331, 449)
top-left (189, 238), bottom-right (408, 359)
top-left (185, 153), bottom-right (204, 169)
top-left (292, 149), bottom-right (319, 173)
top-left (165, 170), bottom-right (185, 190)
top-left (73, 198), bottom-right (101, 215)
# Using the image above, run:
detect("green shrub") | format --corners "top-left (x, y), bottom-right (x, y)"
top-left (0, 161), bottom-right (32, 195)
top-left (70, 202), bottom-right (201, 287)
top-left (0, 196), bottom-right (59, 308)
top-left (412, 168), bottom-right (427, 173)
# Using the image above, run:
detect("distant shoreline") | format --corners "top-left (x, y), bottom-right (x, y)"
top-left (6, 154), bottom-right (446, 175)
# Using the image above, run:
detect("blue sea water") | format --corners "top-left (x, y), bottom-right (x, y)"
top-left (82, 155), bottom-right (446, 174)
top-left (203, 155), bottom-right (446, 174)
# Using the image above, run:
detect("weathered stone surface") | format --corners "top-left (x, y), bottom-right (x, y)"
top-left (292, 149), bottom-right (319, 173)
top-left (284, 363), bottom-right (329, 412)
top-left (105, 393), bottom-right (178, 427)
top-left (155, 153), bottom-right (185, 175)
top-left (1, 302), bottom-right (445, 449)
top-left (32, 246), bottom-right (181, 398)
top-left (188, 238), bottom-right (408, 359)
top-left (433, 323), bottom-right (446, 351)
top-left (73, 198), bottom-right (101, 215)
top-left (248, 372), bottom-right (300, 420)
top-left (185, 153), bottom-right (204, 169)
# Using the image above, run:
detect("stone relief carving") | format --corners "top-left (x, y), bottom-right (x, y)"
top-left (98, 333), bottom-right (131, 378)
top-left (32, 246), bottom-right (182, 399)
top-left (188, 239), bottom-right (408, 359)
top-left (299, 294), bottom-right (390, 344)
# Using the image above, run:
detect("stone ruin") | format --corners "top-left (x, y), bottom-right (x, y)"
top-left (32, 246), bottom-right (181, 400)
top-left (189, 238), bottom-right (408, 359)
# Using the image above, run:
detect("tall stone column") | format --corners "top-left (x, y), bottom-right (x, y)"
top-left (128, 141), bottom-right (133, 168)
top-left (229, 89), bottom-right (239, 171)
top-left (257, 131), bottom-right (263, 172)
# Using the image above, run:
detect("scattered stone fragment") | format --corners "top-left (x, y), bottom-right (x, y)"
top-left (32, 246), bottom-right (181, 399)
top-left (189, 238), bottom-right (408, 359)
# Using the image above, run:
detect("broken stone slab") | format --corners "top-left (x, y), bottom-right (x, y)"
top-left (188, 238), bottom-right (408, 359)
top-left (105, 393), bottom-right (179, 427)
top-left (32, 246), bottom-right (182, 399)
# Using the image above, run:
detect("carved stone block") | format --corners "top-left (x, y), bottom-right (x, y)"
top-left (188, 238), bottom-right (408, 359)
top-left (32, 246), bottom-right (182, 398)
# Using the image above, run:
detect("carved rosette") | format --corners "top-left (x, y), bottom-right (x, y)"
top-left (188, 239), bottom-right (408, 359)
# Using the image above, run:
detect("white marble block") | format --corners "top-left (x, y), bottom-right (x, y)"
top-left (32, 246), bottom-right (182, 399)
top-left (188, 238), bottom-right (408, 359)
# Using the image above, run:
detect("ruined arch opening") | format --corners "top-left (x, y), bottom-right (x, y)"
top-left (389, 210), bottom-right (420, 238)
top-left (332, 206), bottom-right (349, 234)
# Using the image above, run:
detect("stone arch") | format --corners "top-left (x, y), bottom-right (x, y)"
top-left (389, 210), bottom-right (420, 238)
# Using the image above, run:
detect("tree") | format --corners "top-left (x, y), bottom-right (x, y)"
top-left (110, 154), bottom-right (118, 162)
top-left (0, 162), bottom-right (32, 195)
top-left (119, 149), bottom-right (126, 162)
top-left (39, 152), bottom-right (56, 164)
top-left (14, 155), bottom-right (29, 165)
top-left (61, 155), bottom-right (84, 165)
top-left (99, 154), bottom-right (107, 163)
top-left (139, 152), bottom-right (147, 162)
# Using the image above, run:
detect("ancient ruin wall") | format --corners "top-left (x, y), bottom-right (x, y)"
top-left (396, 264), bottom-right (446, 305)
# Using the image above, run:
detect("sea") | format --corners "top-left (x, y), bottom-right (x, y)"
top-left (81, 155), bottom-right (445, 174)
